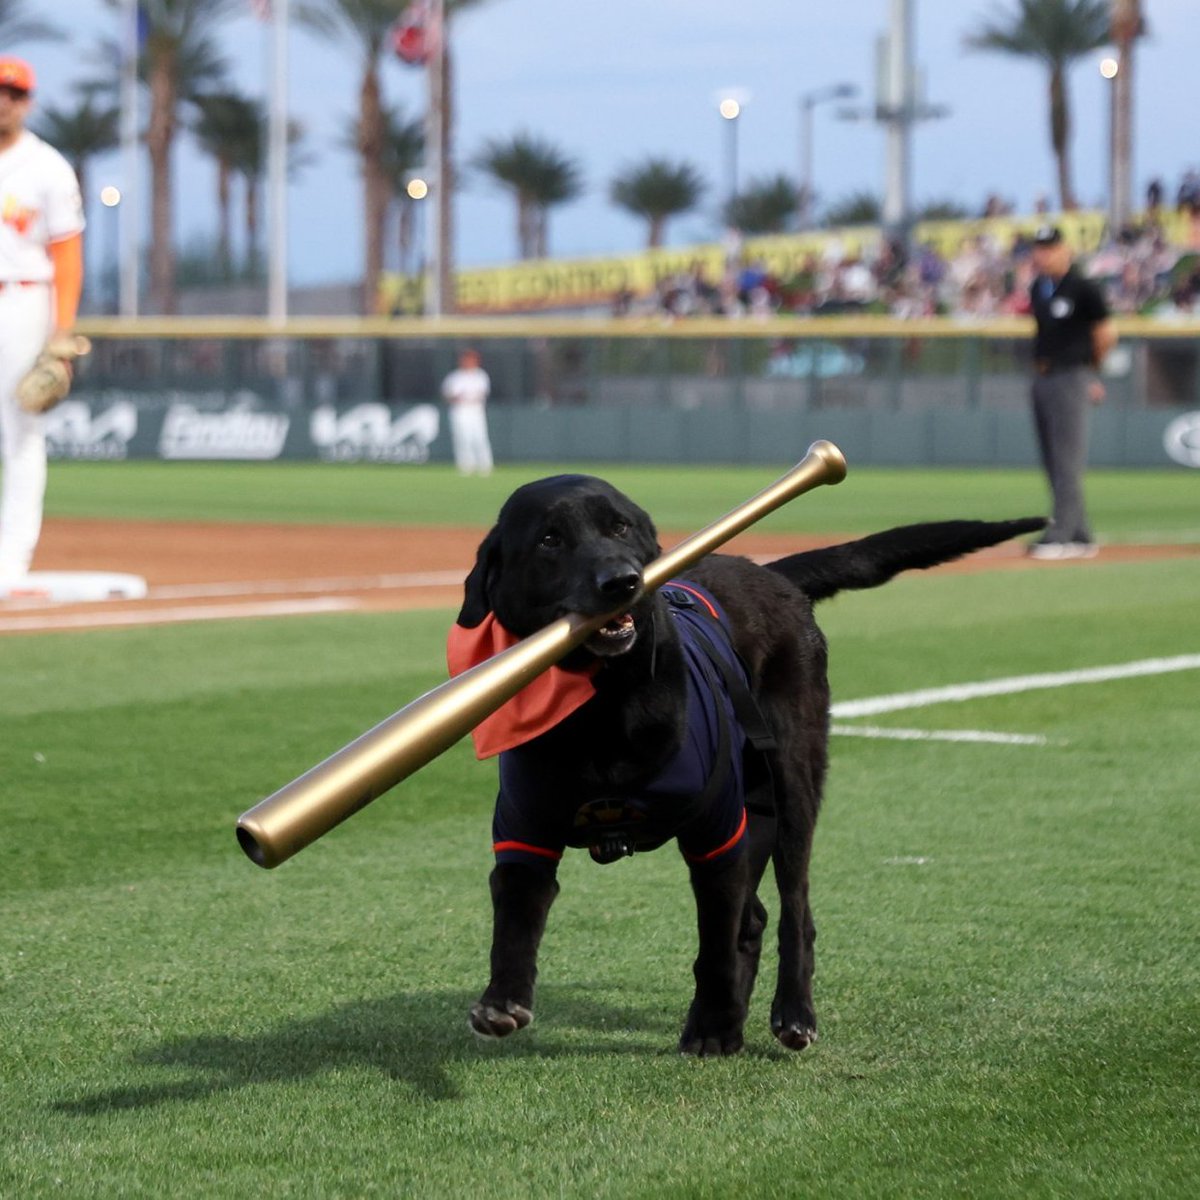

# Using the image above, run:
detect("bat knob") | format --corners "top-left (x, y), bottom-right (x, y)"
top-left (807, 440), bottom-right (848, 484)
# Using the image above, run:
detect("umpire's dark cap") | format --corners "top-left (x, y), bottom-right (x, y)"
top-left (1033, 225), bottom-right (1064, 246)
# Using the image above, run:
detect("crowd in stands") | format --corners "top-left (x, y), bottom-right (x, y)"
top-left (635, 174), bottom-right (1200, 322)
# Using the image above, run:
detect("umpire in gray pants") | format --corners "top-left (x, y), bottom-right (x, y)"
top-left (1026, 226), bottom-right (1117, 560)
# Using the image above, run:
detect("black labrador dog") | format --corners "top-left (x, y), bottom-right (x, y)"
top-left (453, 474), bottom-right (1042, 1056)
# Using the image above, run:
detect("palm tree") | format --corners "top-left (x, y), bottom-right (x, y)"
top-left (723, 175), bottom-right (798, 236)
top-left (191, 92), bottom-right (257, 279)
top-left (379, 105), bottom-right (425, 276)
top-left (0, 0), bottom-right (63, 44)
top-left (31, 87), bottom-right (119, 309)
top-left (1109, 1), bottom-right (1146, 228)
top-left (301, 0), bottom-right (497, 312)
top-left (102, 0), bottom-right (239, 314)
top-left (425, 0), bottom-right (494, 311)
top-left (474, 132), bottom-right (582, 259)
top-left (917, 199), bottom-right (971, 221)
top-left (609, 157), bottom-right (706, 249)
top-left (298, 0), bottom-right (407, 312)
top-left (32, 88), bottom-right (119, 224)
top-left (233, 110), bottom-right (309, 278)
top-left (825, 191), bottom-right (882, 227)
top-left (964, 0), bottom-right (1111, 211)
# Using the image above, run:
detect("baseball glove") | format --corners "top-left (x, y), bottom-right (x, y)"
top-left (16, 334), bottom-right (92, 415)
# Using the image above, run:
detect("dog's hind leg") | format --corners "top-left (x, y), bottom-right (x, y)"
top-left (736, 813), bottom-right (775, 1011)
top-left (469, 863), bottom-right (559, 1039)
top-left (679, 854), bottom-right (751, 1057)
top-left (770, 819), bottom-right (819, 1051)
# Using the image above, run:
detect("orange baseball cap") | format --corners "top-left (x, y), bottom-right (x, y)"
top-left (0, 57), bottom-right (35, 93)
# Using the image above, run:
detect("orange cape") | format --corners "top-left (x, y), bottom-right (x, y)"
top-left (446, 614), bottom-right (599, 758)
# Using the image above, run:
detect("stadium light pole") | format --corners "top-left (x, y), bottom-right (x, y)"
top-left (716, 89), bottom-right (750, 218)
top-left (426, 0), bottom-right (448, 317)
top-left (798, 83), bottom-right (859, 228)
top-left (266, 0), bottom-right (290, 326)
top-left (719, 97), bottom-right (741, 209)
top-left (99, 185), bottom-right (122, 315)
top-left (836, 0), bottom-right (947, 250)
top-left (118, 0), bottom-right (139, 318)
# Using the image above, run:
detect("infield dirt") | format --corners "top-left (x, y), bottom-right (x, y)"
top-left (0, 517), bottom-right (1194, 635)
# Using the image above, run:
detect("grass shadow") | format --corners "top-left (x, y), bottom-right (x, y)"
top-left (55, 984), bottom-right (678, 1116)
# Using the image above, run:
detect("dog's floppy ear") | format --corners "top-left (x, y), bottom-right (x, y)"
top-left (457, 525), bottom-right (501, 628)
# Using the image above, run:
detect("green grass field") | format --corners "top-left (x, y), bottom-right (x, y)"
top-left (3, 462), bottom-right (1199, 1197)
top-left (43, 459), bottom-right (1200, 543)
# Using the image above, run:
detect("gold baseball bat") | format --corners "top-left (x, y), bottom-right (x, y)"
top-left (236, 440), bottom-right (847, 868)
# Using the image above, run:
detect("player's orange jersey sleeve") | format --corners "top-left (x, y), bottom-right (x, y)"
top-left (47, 232), bottom-right (83, 331)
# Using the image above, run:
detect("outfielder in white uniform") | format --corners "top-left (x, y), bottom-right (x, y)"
top-left (441, 348), bottom-right (494, 475)
top-left (0, 57), bottom-right (85, 588)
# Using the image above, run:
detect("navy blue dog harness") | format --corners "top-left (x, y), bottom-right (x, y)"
top-left (491, 581), bottom-right (776, 872)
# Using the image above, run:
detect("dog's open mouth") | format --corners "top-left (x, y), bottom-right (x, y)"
top-left (586, 612), bottom-right (637, 656)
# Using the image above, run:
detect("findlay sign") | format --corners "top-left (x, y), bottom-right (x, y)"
top-left (45, 395), bottom-right (443, 463)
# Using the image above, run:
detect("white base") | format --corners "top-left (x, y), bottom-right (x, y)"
top-left (0, 571), bottom-right (149, 603)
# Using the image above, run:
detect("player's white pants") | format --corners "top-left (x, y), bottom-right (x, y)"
top-left (0, 285), bottom-right (52, 580)
top-left (449, 404), bottom-right (493, 475)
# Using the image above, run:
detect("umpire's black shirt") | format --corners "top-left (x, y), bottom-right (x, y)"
top-left (1030, 266), bottom-right (1110, 369)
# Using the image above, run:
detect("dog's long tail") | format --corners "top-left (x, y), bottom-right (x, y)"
top-left (767, 517), bottom-right (1047, 603)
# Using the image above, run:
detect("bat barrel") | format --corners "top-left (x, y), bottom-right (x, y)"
top-left (236, 441), bottom-right (846, 868)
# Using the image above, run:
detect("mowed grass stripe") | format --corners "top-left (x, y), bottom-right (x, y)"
top-left (41, 459), bottom-right (1200, 542)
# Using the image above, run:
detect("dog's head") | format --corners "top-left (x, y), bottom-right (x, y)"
top-left (458, 474), bottom-right (661, 658)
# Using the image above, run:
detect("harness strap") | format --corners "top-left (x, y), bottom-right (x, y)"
top-left (664, 586), bottom-right (779, 821)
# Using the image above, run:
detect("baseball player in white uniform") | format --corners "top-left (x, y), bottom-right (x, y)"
top-left (441, 348), bottom-right (494, 475)
top-left (0, 57), bottom-right (85, 589)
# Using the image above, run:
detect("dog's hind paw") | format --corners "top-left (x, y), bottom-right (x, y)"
top-left (771, 1021), bottom-right (818, 1052)
top-left (469, 999), bottom-right (533, 1039)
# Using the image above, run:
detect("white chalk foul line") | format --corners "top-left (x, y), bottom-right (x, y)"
top-left (831, 654), bottom-right (1200, 719)
top-left (0, 597), bottom-right (358, 633)
top-left (150, 570), bottom-right (465, 601)
top-left (830, 724), bottom-right (1054, 746)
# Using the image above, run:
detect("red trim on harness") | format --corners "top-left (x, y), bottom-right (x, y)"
top-left (682, 807), bottom-right (747, 864)
top-left (493, 840), bottom-right (563, 861)
top-left (667, 581), bottom-right (720, 620)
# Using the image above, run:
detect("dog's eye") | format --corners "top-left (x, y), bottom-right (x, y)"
top-left (538, 531), bottom-right (563, 551)
top-left (611, 520), bottom-right (630, 538)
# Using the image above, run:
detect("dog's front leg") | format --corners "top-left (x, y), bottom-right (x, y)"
top-left (470, 863), bottom-right (559, 1039)
top-left (679, 854), bottom-right (750, 1056)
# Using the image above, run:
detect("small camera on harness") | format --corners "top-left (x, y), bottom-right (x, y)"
top-left (588, 834), bottom-right (636, 865)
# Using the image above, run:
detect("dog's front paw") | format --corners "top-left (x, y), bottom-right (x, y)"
top-left (679, 1005), bottom-right (745, 1057)
top-left (469, 998), bottom-right (533, 1039)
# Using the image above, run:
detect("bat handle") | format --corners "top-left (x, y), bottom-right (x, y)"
top-left (642, 440), bottom-right (846, 590)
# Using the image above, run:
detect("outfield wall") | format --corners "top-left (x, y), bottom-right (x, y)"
top-left (65, 317), bottom-right (1200, 468)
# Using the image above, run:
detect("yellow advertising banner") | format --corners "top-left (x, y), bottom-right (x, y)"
top-left (380, 208), bottom-right (1192, 316)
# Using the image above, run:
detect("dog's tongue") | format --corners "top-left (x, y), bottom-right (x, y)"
top-left (602, 613), bottom-right (634, 634)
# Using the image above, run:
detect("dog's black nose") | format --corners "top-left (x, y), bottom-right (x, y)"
top-left (595, 565), bottom-right (641, 600)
